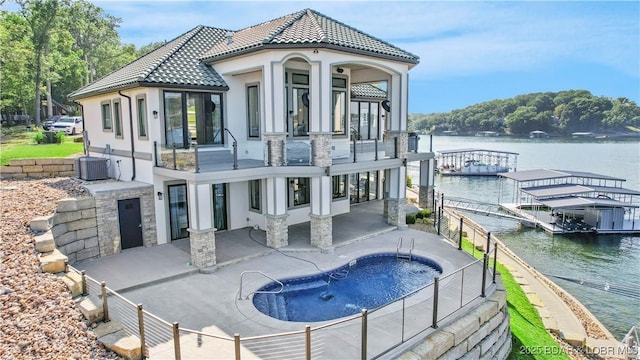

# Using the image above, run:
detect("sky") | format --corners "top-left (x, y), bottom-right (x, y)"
top-left (7, 1), bottom-right (640, 114)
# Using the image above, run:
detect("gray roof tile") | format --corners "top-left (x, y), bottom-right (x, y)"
top-left (200, 9), bottom-right (419, 63)
top-left (351, 84), bottom-right (387, 99)
top-left (69, 26), bottom-right (229, 99)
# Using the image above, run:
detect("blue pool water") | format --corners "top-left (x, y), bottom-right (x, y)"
top-left (252, 253), bottom-right (442, 322)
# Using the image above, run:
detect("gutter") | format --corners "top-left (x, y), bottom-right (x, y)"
top-left (73, 101), bottom-right (88, 156)
top-left (118, 91), bottom-right (136, 180)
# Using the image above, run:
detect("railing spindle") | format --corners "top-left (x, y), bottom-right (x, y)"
top-left (432, 277), bottom-right (439, 328)
top-left (173, 322), bottom-right (181, 360)
top-left (100, 282), bottom-right (109, 322)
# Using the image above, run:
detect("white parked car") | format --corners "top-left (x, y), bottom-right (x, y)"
top-left (51, 116), bottom-right (83, 135)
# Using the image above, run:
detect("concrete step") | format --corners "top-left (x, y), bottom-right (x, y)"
top-left (30, 215), bottom-right (53, 232)
top-left (34, 231), bottom-right (56, 253)
top-left (94, 320), bottom-right (142, 360)
top-left (38, 249), bottom-right (67, 273)
top-left (77, 295), bottom-right (104, 323)
top-left (59, 270), bottom-right (83, 298)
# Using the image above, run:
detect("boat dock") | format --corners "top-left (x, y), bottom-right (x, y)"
top-left (435, 148), bottom-right (519, 176)
top-left (498, 169), bottom-right (640, 235)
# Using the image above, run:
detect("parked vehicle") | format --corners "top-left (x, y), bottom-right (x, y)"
top-left (42, 115), bottom-right (62, 130)
top-left (51, 116), bottom-right (83, 135)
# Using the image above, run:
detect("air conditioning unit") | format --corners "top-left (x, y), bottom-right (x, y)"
top-left (76, 157), bottom-right (109, 181)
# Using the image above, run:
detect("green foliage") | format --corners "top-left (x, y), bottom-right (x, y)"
top-left (406, 174), bottom-right (413, 188)
top-left (409, 90), bottom-right (640, 136)
top-left (419, 209), bottom-right (432, 218)
top-left (33, 131), bottom-right (45, 144)
top-left (406, 213), bottom-right (416, 224)
top-left (55, 131), bottom-right (66, 143)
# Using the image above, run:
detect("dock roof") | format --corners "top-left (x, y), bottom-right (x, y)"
top-left (537, 196), bottom-right (638, 209)
top-left (521, 184), bottom-right (640, 198)
top-left (498, 169), bottom-right (626, 182)
top-left (437, 148), bottom-right (519, 155)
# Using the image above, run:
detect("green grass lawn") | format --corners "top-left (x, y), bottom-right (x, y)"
top-left (0, 127), bottom-right (84, 165)
top-left (460, 238), bottom-right (569, 360)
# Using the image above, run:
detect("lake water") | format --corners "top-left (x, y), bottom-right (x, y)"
top-left (410, 136), bottom-right (640, 339)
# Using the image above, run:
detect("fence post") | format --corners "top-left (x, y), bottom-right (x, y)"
top-left (194, 143), bottom-right (199, 173)
top-left (305, 325), bottom-right (311, 360)
top-left (172, 145), bottom-right (177, 169)
top-left (267, 140), bottom-right (272, 166)
top-left (81, 270), bottom-right (87, 296)
top-left (100, 282), bottom-right (109, 322)
top-left (481, 254), bottom-right (488, 298)
top-left (361, 309), bottom-right (368, 360)
top-left (374, 138), bottom-right (378, 161)
top-left (173, 322), bottom-right (181, 360)
top-left (234, 334), bottom-right (241, 360)
top-left (493, 244), bottom-right (498, 284)
top-left (485, 232), bottom-right (491, 255)
top-left (137, 304), bottom-right (146, 359)
top-left (458, 217), bottom-right (464, 250)
top-left (153, 141), bottom-right (158, 167)
top-left (233, 141), bottom-right (238, 170)
top-left (353, 136), bottom-right (357, 163)
top-left (432, 277), bottom-right (439, 328)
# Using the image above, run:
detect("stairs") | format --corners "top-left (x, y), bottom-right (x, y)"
top-left (30, 214), bottom-right (142, 360)
top-left (264, 293), bottom-right (288, 320)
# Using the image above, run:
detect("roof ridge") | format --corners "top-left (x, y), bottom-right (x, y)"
top-left (139, 25), bottom-right (205, 82)
top-left (306, 9), bottom-right (327, 42)
top-left (263, 9), bottom-right (307, 43)
top-left (309, 8), bottom-right (420, 61)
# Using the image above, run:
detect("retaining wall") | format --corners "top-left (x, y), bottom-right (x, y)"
top-left (398, 281), bottom-right (511, 360)
top-left (50, 197), bottom-right (99, 264)
top-left (0, 158), bottom-right (76, 179)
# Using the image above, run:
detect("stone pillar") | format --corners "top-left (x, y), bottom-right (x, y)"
top-left (383, 130), bottom-right (408, 159)
top-left (419, 158), bottom-right (436, 210)
top-left (386, 198), bottom-right (407, 228)
top-left (310, 214), bottom-right (332, 249)
top-left (266, 214), bottom-right (288, 248)
top-left (188, 228), bottom-right (216, 268)
top-left (263, 133), bottom-right (286, 166)
top-left (309, 133), bottom-right (332, 167)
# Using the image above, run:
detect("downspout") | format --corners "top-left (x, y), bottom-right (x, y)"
top-left (119, 91), bottom-right (136, 180)
top-left (73, 101), bottom-right (87, 156)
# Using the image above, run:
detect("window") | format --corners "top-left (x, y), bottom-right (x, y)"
top-left (332, 175), bottom-right (347, 199)
top-left (136, 96), bottom-right (148, 139)
top-left (350, 171), bottom-right (379, 203)
top-left (285, 71), bottom-right (309, 137)
top-left (247, 84), bottom-right (260, 138)
top-left (288, 177), bottom-right (310, 208)
top-left (332, 77), bottom-right (347, 135)
top-left (249, 179), bottom-right (261, 211)
top-left (113, 99), bottom-right (123, 138)
top-left (164, 91), bottom-right (223, 148)
top-left (350, 101), bottom-right (381, 140)
top-left (101, 101), bottom-right (112, 131)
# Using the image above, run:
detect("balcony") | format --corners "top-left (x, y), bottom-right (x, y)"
top-left (154, 133), bottom-right (428, 173)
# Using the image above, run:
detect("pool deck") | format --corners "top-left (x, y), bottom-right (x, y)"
top-left (74, 201), bottom-right (489, 359)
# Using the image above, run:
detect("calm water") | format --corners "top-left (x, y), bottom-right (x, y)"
top-left (411, 136), bottom-right (640, 339)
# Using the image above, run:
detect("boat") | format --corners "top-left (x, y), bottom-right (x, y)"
top-left (475, 131), bottom-right (500, 137)
top-left (529, 130), bottom-right (549, 138)
top-left (435, 148), bottom-right (519, 176)
top-left (571, 131), bottom-right (595, 138)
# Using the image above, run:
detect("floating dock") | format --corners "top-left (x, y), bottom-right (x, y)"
top-left (436, 148), bottom-right (519, 176)
top-left (498, 169), bottom-right (640, 235)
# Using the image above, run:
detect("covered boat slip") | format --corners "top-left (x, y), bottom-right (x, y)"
top-left (435, 148), bottom-right (519, 176)
top-left (498, 169), bottom-right (640, 234)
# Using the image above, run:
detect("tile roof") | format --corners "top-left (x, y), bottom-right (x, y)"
top-left (70, 8), bottom-right (418, 100)
top-left (351, 84), bottom-right (387, 99)
top-left (200, 9), bottom-right (419, 64)
top-left (69, 26), bottom-right (230, 99)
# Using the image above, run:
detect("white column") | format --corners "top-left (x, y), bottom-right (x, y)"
top-left (266, 63), bottom-right (286, 133)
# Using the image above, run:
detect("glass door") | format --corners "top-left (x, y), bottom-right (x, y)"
top-left (212, 183), bottom-right (227, 230)
top-left (168, 184), bottom-right (189, 240)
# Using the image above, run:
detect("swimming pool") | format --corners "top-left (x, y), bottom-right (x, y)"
top-left (252, 253), bottom-right (442, 322)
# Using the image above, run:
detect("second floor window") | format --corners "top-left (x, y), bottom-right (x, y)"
top-left (286, 71), bottom-right (309, 137)
top-left (136, 96), bottom-right (148, 139)
top-left (247, 84), bottom-right (260, 138)
top-left (164, 91), bottom-right (223, 148)
top-left (332, 77), bottom-right (347, 135)
top-left (101, 101), bottom-right (112, 131)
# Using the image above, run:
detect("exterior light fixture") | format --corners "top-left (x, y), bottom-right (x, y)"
top-left (336, 67), bottom-right (344, 73)
top-left (153, 110), bottom-right (158, 119)
top-left (157, 191), bottom-right (163, 200)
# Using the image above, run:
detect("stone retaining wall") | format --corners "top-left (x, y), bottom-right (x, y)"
top-left (0, 158), bottom-right (76, 179)
top-left (398, 280), bottom-right (511, 360)
top-left (51, 198), bottom-right (99, 264)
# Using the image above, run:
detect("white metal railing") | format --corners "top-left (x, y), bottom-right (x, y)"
top-left (238, 270), bottom-right (284, 300)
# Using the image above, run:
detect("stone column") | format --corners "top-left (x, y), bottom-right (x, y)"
top-left (188, 228), bottom-right (216, 268)
top-left (386, 198), bottom-right (407, 228)
top-left (263, 133), bottom-right (286, 166)
top-left (385, 167), bottom-right (407, 228)
top-left (419, 158), bottom-right (436, 210)
top-left (310, 214), bottom-right (332, 249)
top-left (383, 130), bottom-right (408, 159)
top-left (309, 133), bottom-right (332, 167)
top-left (266, 214), bottom-right (288, 248)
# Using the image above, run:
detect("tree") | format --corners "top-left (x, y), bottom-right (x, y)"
top-left (0, 11), bottom-right (34, 123)
top-left (505, 106), bottom-right (538, 134)
top-left (19, 0), bottom-right (59, 125)
top-left (137, 41), bottom-right (166, 57)
top-left (604, 98), bottom-right (640, 129)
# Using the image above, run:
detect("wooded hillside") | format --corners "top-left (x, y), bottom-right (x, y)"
top-left (409, 90), bottom-right (640, 136)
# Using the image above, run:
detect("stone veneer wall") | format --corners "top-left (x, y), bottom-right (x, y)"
top-left (398, 281), bottom-right (511, 360)
top-left (93, 185), bottom-right (156, 257)
top-left (0, 158), bottom-right (76, 179)
top-left (50, 198), bottom-right (99, 264)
